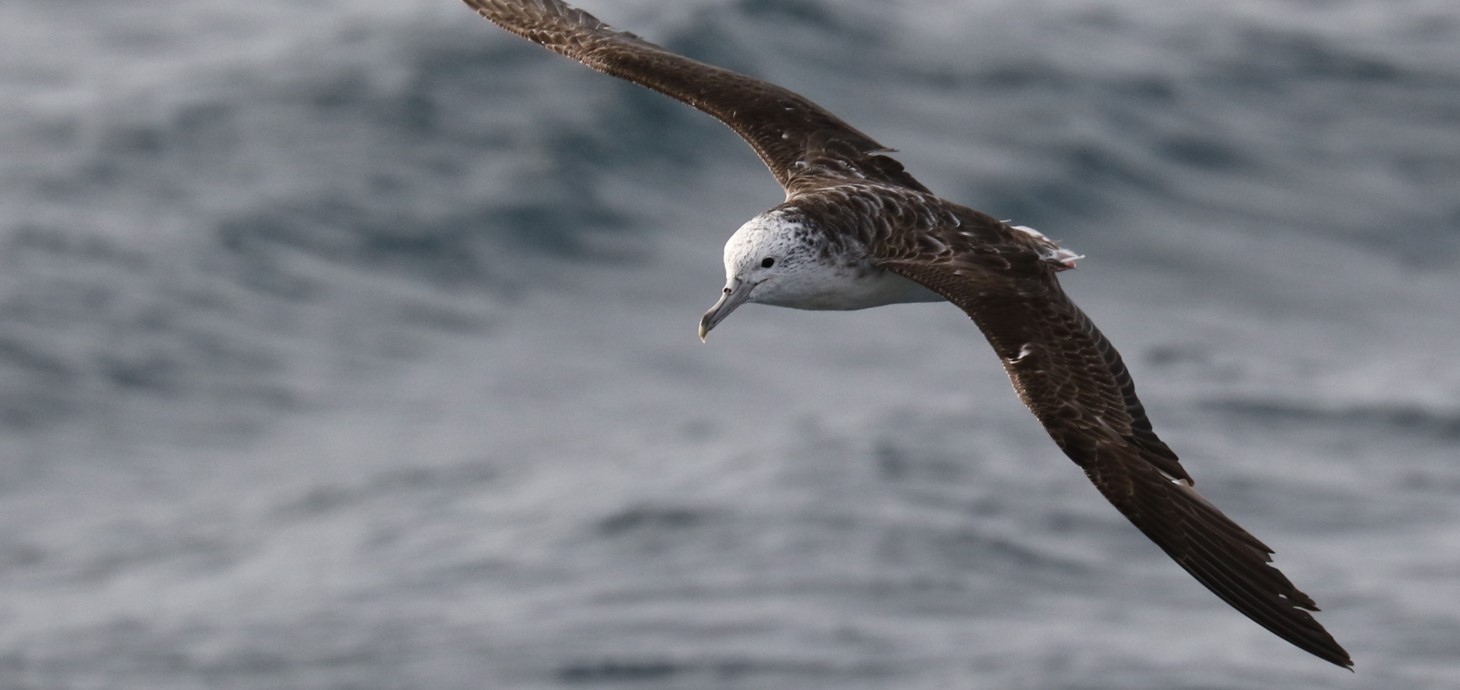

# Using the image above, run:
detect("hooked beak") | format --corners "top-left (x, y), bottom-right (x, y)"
top-left (698, 278), bottom-right (753, 342)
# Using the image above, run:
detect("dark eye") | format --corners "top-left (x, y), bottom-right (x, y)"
top-left (761, 257), bottom-right (776, 268)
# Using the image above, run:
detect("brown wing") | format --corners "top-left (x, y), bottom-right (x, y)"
top-left (462, 0), bottom-right (928, 195)
top-left (878, 213), bottom-right (1352, 668)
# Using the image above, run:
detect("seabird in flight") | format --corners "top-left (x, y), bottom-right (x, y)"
top-left (463, 0), bottom-right (1351, 668)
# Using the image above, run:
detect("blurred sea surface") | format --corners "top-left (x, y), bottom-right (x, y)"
top-left (2, 0), bottom-right (1458, 688)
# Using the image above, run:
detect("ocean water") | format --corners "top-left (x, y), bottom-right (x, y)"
top-left (2, 0), bottom-right (1458, 688)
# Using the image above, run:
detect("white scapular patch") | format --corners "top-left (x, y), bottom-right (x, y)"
top-left (1011, 224), bottom-right (1048, 239)
top-left (1012, 224), bottom-right (1085, 271)
top-left (1010, 342), bottom-right (1035, 363)
top-left (1160, 468), bottom-right (1195, 488)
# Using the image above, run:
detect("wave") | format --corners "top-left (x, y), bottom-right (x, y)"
top-left (1203, 397), bottom-right (1460, 441)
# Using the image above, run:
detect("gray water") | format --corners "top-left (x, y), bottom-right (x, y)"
top-left (3, 0), bottom-right (1458, 688)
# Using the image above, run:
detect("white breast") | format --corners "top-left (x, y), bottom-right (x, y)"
top-left (756, 264), bottom-right (943, 311)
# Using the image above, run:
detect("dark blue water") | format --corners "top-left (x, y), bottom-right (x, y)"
top-left (3, 1), bottom-right (1458, 688)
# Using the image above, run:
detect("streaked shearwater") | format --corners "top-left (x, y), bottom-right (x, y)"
top-left (463, 0), bottom-right (1351, 668)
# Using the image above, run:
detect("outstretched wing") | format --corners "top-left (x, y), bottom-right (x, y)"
top-left (462, 0), bottom-right (928, 195)
top-left (879, 211), bottom-right (1353, 668)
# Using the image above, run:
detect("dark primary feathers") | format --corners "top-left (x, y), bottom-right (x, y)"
top-left (460, 0), bottom-right (927, 196)
top-left (465, 0), bottom-right (1351, 668)
top-left (879, 215), bottom-right (1350, 666)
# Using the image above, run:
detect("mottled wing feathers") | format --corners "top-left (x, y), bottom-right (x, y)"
top-left (880, 219), bottom-right (1352, 668)
top-left (468, 0), bottom-right (1350, 668)
top-left (462, 0), bottom-right (928, 195)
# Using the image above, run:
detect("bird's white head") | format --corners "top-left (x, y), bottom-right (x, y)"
top-left (698, 210), bottom-right (817, 341)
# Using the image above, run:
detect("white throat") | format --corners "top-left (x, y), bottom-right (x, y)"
top-left (722, 211), bottom-right (941, 311)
